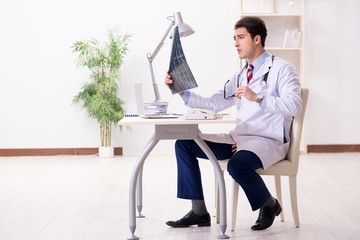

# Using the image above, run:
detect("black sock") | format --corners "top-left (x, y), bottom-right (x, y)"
top-left (192, 200), bottom-right (208, 215)
top-left (262, 195), bottom-right (276, 208)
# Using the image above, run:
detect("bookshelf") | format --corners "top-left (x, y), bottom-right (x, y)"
top-left (240, 0), bottom-right (304, 83)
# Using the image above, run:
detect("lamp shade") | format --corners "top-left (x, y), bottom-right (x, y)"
top-left (169, 12), bottom-right (194, 39)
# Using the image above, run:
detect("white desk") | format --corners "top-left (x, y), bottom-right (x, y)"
top-left (119, 116), bottom-right (235, 239)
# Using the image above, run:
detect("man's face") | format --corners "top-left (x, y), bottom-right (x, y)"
top-left (233, 27), bottom-right (257, 60)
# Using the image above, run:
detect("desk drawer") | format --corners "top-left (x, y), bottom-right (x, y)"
top-left (155, 125), bottom-right (198, 140)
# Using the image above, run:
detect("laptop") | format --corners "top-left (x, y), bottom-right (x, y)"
top-left (134, 82), bottom-right (180, 119)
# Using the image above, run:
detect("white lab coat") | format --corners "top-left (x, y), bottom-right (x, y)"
top-left (186, 54), bottom-right (303, 169)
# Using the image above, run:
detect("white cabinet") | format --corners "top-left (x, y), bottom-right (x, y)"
top-left (240, 0), bottom-right (304, 83)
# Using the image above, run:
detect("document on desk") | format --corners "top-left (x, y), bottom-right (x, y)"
top-left (168, 26), bottom-right (198, 94)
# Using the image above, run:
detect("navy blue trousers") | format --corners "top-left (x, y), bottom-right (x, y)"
top-left (175, 139), bottom-right (270, 211)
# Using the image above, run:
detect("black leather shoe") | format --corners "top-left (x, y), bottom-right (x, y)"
top-left (166, 210), bottom-right (211, 228)
top-left (251, 199), bottom-right (282, 231)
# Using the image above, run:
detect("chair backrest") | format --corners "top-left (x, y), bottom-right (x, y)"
top-left (286, 88), bottom-right (309, 174)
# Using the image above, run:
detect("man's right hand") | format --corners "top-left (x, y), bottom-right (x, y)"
top-left (165, 72), bottom-right (184, 97)
top-left (165, 72), bottom-right (173, 86)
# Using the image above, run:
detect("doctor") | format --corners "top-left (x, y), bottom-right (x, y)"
top-left (165, 16), bottom-right (302, 231)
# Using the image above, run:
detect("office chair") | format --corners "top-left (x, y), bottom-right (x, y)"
top-left (216, 88), bottom-right (309, 231)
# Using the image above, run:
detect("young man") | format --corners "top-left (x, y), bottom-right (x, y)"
top-left (164, 16), bottom-right (302, 231)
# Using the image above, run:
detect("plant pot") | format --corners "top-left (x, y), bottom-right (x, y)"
top-left (99, 146), bottom-right (114, 158)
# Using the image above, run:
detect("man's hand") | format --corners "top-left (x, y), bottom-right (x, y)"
top-left (165, 72), bottom-right (184, 97)
top-left (235, 86), bottom-right (257, 101)
top-left (165, 72), bottom-right (173, 86)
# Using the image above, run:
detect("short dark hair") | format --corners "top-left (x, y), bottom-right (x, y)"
top-left (234, 16), bottom-right (267, 47)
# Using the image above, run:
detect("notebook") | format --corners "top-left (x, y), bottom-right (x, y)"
top-left (134, 82), bottom-right (180, 119)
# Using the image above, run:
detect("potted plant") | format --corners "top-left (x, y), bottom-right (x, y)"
top-left (72, 27), bottom-right (131, 157)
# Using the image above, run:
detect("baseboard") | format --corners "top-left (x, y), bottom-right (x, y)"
top-left (307, 145), bottom-right (360, 153)
top-left (0, 147), bottom-right (123, 157)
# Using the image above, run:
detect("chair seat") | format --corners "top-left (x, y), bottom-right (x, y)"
top-left (256, 159), bottom-right (296, 176)
top-left (219, 159), bottom-right (296, 176)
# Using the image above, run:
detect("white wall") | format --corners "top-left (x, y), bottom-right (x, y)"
top-left (304, 0), bottom-right (360, 145)
top-left (0, 0), bottom-right (240, 153)
top-left (1, 0), bottom-right (359, 154)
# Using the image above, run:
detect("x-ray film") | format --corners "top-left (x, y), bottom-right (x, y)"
top-left (168, 26), bottom-right (197, 94)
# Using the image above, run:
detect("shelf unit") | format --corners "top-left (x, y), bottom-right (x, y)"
top-left (240, 0), bottom-right (304, 83)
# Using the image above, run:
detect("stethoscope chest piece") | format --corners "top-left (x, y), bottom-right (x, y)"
top-left (260, 81), bottom-right (266, 88)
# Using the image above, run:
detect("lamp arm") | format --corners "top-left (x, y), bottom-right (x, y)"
top-left (147, 19), bottom-right (175, 101)
top-left (147, 20), bottom-right (175, 63)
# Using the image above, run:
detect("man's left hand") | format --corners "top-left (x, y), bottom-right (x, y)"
top-left (235, 86), bottom-right (257, 101)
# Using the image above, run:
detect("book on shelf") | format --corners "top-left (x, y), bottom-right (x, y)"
top-left (283, 28), bottom-right (302, 48)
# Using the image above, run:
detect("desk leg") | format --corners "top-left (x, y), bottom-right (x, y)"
top-left (194, 137), bottom-right (230, 239)
top-left (136, 165), bottom-right (145, 218)
top-left (128, 134), bottom-right (159, 240)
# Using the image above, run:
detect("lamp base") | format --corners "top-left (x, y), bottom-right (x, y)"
top-left (144, 101), bottom-right (168, 114)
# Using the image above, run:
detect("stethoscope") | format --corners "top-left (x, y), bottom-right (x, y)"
top-left (236, 54), bottom-right (275, 89)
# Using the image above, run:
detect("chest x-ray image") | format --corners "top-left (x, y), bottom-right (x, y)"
top-left (168, 26), bottom-right (198, 94)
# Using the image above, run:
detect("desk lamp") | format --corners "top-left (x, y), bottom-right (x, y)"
top-left (146, 12), bottom-right (194, 114)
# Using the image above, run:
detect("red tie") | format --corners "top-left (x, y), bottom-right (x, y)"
top-left (247, 64), bottom-right (254, 84)
top-left (231, 144), bottom-right (237, 153)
